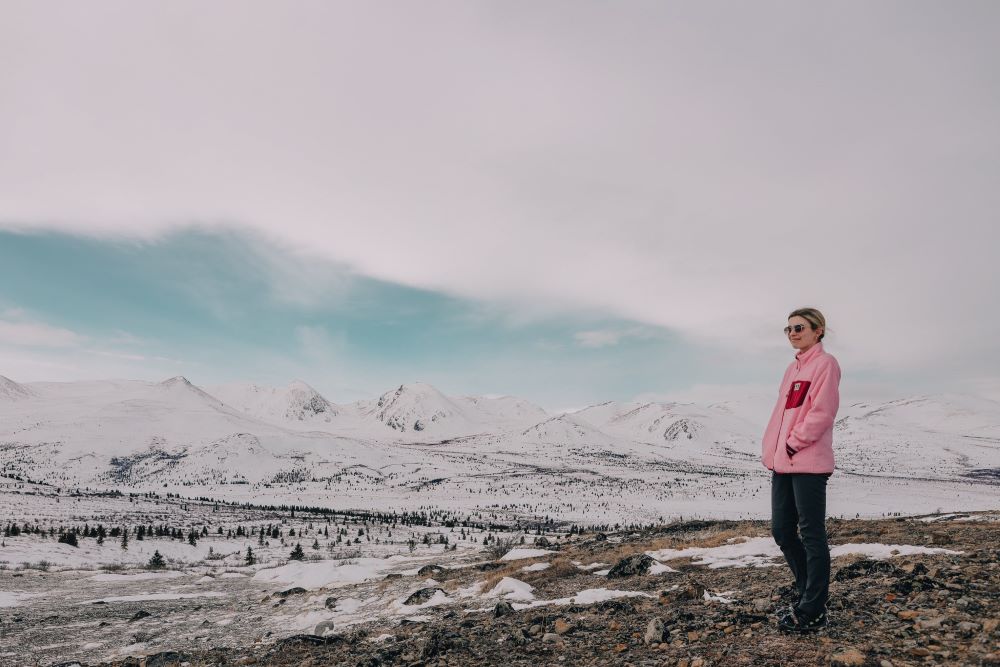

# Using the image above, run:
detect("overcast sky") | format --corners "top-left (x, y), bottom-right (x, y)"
top-left (1, 1), bottom-right (998, 406)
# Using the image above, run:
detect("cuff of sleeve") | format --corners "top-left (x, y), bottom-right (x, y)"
top-left (787, 433), bottom-right (808, 452)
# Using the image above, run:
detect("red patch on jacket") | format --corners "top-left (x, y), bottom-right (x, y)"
top-left (785, 380), bottom-right (811, 409)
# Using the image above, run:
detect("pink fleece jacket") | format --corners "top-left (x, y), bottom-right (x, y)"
top-left (761, 341), bottom-right (841, 474)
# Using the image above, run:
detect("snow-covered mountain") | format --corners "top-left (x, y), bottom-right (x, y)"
top-left (208, 380), bottom-right (340, 425)
top-left (0, 375), bottom-right (997, 521)
top-left (356, 382), bottom-right (548, 437)
top-left (457, 394), bottom-right (549, 426)
top-left (0, 376), bottom-right (401, 488)
top-left (363, 382), bottom-right (477, 434)
top-left (0, 375), bottom-right (34, 401)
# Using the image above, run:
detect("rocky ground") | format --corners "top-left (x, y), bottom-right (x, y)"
top-left (15, 515), bottom-right (1000, 667)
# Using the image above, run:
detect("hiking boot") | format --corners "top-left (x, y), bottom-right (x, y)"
top-left (777, 606), bottom-right (827, 633)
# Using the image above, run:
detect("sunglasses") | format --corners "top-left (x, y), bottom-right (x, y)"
top-left (783, 323), bottom-right (810, 335)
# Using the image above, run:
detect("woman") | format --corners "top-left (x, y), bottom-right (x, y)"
top-left (761, 307), bottom-right (841, 633)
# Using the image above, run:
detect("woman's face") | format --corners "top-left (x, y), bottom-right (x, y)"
top-left (787, 315), bottom-right (822, 351)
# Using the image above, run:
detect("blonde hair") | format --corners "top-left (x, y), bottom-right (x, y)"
top-left (788, 307), bottom-right (827, 341)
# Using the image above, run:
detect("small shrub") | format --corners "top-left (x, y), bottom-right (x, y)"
top-left (485, 537), bottom-right (518, 560)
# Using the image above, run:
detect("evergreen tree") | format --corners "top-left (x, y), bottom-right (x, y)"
top-left (312, 538), bottom-right (320, 550)
top-left (187, 530), bottom-right (198, 546)
top-left (245, 546), bottom-right (256, 565)
top-left (120, 529), bottom-right (129, 551)
top-left (148, 550), bottom-right (166, 569)
top-left (289, 543), bottom-right (305, 561)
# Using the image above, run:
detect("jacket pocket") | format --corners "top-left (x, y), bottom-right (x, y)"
top-left (784, 380), bottom-right (811, 409)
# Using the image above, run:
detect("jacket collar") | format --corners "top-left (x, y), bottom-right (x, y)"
top-left (795, 341), bottom-right (824, 366)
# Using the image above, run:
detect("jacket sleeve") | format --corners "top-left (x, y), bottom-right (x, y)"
top-left (787, 357), bottom-right (841, 452)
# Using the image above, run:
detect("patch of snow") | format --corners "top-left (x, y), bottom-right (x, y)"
top-left (515, 588), bottom-right (655, 609)
top-left (577, 562), bottom-right (609, 571)
top-left (521, 562), bottom-right (550, 572)
top-left (81, 592), bottom-right (226, 604)
top-left (648, 561), bottom-right (678, 575)
top-left (593, 569), bottom-right (611, 576)
top-left (484, 577), bottom-right (535, 602)
top-left (703, 589), bottom-right (737, 604)
top-left (646, 537), bottom-right (782, 569)
top-left (829, 543), bottom-right (964, 559)
top-left (337, 597), bottom-right (364, 614)
top-left (90, 571), bottom-right (186, 582)
top-left (253, 556), bottom-right (407, 589)
top-left (0, 591), bottom-right (43, 607)
top-left (500, 548), bottom-right (556, 561)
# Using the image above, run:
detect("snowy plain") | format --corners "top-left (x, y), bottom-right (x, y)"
top-left (0, 374), bottom-right (998, 665)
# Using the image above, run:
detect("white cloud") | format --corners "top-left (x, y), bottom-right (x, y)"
top-left (0, 2), bottom-right (997, 386)
top-left (574, 326), bottom-right (657, 348)
top-left (0, 318), bottom-right (83, 348)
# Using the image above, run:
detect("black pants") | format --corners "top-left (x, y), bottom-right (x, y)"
top-left (771, 471), bottom-right (831, 618)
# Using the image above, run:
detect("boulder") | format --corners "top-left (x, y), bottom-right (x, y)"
top-left (644, 618), bottom-right (667, 645)
top-left (403, 587), bottom-right (446, 605)
top-left (607, 553), bottom-right (655, 578)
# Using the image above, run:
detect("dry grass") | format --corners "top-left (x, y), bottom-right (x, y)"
top-left (577, 545), bottom-right (645, 568)
top-left (647, 525), bottom-right (768, 552)
top-left (478, 555), bottom-right (581, 592)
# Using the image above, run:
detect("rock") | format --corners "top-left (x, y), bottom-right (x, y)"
top-left (542, 632), bottom-right (561, 643)
top-left (313, 620), bottom-right (336, 637)
top-left (752, 598), bottom-right (771, 613)
top-left (691, 659), bottom-right (705, 667)
top-left (274, 587), bottom-right (307, 598)
top-left (144, 653), bottom-right (190, 667)
top-left (494, 600), bottom-right (515, 618)
top-left (527, 623), bottom-right (543, 637)
top-left (417, 564), bottom-right (445, 576)
top-left (383, 573), bottom-right (403, 580)
top-left (553, 618), bottom-right (573, 635)
top-left (908, 647), bottom-right (931, 657)
top-left (956, 621), bottom-right (979, 636)
top-left (830, 648), bottom-right (866, 666)
top-left (914, 616), bottom-right (944, 631)
top-left (510, 627), bottom-right (527, 645)
top-left (403, 587), bottom-right (445, 605)
top-left (835, 559), bottom-right (900, 581)
top-left (897, 610), bottom-right (920, 620)
top-left (420, 629), bottom-right (451, 660)
top-left (607, 553), bottom-right (655, 578)
top-left (980, 653), bottom-right (1000, 666)
top-left (644, 618), bottom-right (667, 645)
top-left (324, 596), bottom-right (337, 610)
top-left (930, 532), bottom-right (952, 545)
top-left (879, 661), bottom-right (894, 667)
top-left (983, 618), bottom-right (999, 634)
top-left (128, 610), bottom-right (152, 622)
